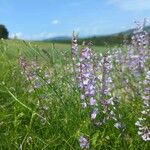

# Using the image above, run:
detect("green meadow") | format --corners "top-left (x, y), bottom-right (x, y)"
top-left (0, 39), bottom-right (149, 150)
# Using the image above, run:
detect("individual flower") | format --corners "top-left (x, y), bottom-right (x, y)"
top-left (79, 136), bottom-right (90, 149)
top-left (91, 108), bottom-right (99, 120)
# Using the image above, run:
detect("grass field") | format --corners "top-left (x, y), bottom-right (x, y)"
top-left (0, 37), bottom-right (150, 150)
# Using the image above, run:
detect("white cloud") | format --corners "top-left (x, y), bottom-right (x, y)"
top-left (107, 0), bottom-right (150, 11)
top-left (10, 31), bottom-right (56, 40)
top-left (31, 32), bottom-right (55, 40)
top-left (51, 19), bottom-right (60, 25)
top-left (10, 32), bottom-right (24, 39)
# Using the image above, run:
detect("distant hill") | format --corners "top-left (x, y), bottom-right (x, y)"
top-left (44, 36), bottom-right (71, 41)
top-left (144, 25), bottom-right (150, 32)
top-left (44, 25), bottom-right (150, 46)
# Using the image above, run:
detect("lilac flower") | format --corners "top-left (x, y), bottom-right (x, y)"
top-left (34, 80), bottom-right (42, 89)
top-left (91, 108), bottom-right (99, 119)
top-left (79, 44), bottom-right (98, 112)
top-left (79, 136), bottom-right (89, 149)
top-left (132, 19), bottom-right (149, 49)
top-left (81, 94), bottom-right (85, 100)
top-left (72, 20), bottom-right (150, 147)
top-left (127, 20), bottom-right (149, 77)
top-left (135, 71), bottom-right (150, 141)
top-left (114, 123), bottom-right (121, 129)
top-left (137, 126), bottom-right (150, 141)
top-left (101, 54), bottom-right (113, 96)
top-left (20, 57), bottom-right (51, 92)
top-left (81, 48), bottom-right (91, 59)
top-left (90, 97), bottom-right (97, 106)
top-left (97, 53), bottom-right (125, 129)
top-left (72, 31), bottom-right (78, 55)
top-left (100, 54), bottom-right (113, 113)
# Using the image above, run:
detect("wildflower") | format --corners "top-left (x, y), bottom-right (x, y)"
top-left (79, 136), bottom-right (89, 149)
top-left (127, 20), bottom-right (149, 77)
top-left (81, 94), bottom-right (85, 100)
top-left (46, 79), bottom-right (51, 84)
top-left (135, 121), bottom-right (142, 126)
top-left (91, 108), bottom-right (99, 119)
top-left (71, 31), bottom-right (80, 86)
top-left (34, 80), bottom-right (42, 89)
top-left (90, 97), bottom-right (97, 106)
top-left (72, 31), bottom-right (78, 55)
top-left (81, 102), bottom-right (87, 109)
top-left (135, 71), bottom-right (150, 141)
top-left (114, 122), bottom-right (121, 129)
top-left (79, 44), bottom-right (97, 112)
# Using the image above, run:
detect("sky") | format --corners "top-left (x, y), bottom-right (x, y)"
top-left (0, 0), bottom-right (150, 40)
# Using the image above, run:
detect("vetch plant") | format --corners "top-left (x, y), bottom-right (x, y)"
top-left (71, 31), bottom-right (80, 85)
top-left (20, 57), bottom-right (51, 92)
top-left (79, 44), bottom-right (97, 110)
top-left (127, 19), bottom-right (149, 77)
top-left (135, 71), bottom-right (150, 141)
top-left (97, 53), bottom-right (123, 128)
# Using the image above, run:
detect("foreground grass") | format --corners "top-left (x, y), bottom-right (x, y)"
top-left (0, 39), bottom-right (149, 150)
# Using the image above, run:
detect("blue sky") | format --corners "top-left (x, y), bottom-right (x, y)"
top-left (0, 0), bottom-right (150, 40)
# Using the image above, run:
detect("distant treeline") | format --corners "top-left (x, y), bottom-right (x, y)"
top-left (49, 26), bottom-right (150, 46)
top-left (49, 33), bottom-right (131, 46)
top-left (80, 33), bottom-right (131, 46)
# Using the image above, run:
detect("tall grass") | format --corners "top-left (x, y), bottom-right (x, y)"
top-left (0, 21), bottom-right (150, 150)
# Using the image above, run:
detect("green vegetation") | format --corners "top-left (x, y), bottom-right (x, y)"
top-left (0, 25), bottom-right (9, 39)
top-left (0, 38), bottom-right (149, 150)
top-left (0, 39), bottom-right (106, 150)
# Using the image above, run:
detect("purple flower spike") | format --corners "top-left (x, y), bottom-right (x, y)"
top-left (135, 70), bottom-right (150, 141)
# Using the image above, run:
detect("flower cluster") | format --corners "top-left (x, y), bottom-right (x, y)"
top-left (135, 71), bottom-right (150, 141)
top-left (70, 20), bottom-right (150, 148)
top-left (20, 57), bottom-right (51, 92)
top-left (99, 53), bottom-right (123, 128)
top-left (72, 31), bottom-right (79, 56)
top-left (132, 19), bottom-right (149, 49)
top-left (79, 136), bottom-right (90, 149)
top-left (71, 32), bottom-right (80, 85)
top-left (79, 45), bottom-right (97, 110)
top-left (20, 57), bottom-right (52, 124)
top-left (127, 20), bottom-right (149, 77)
